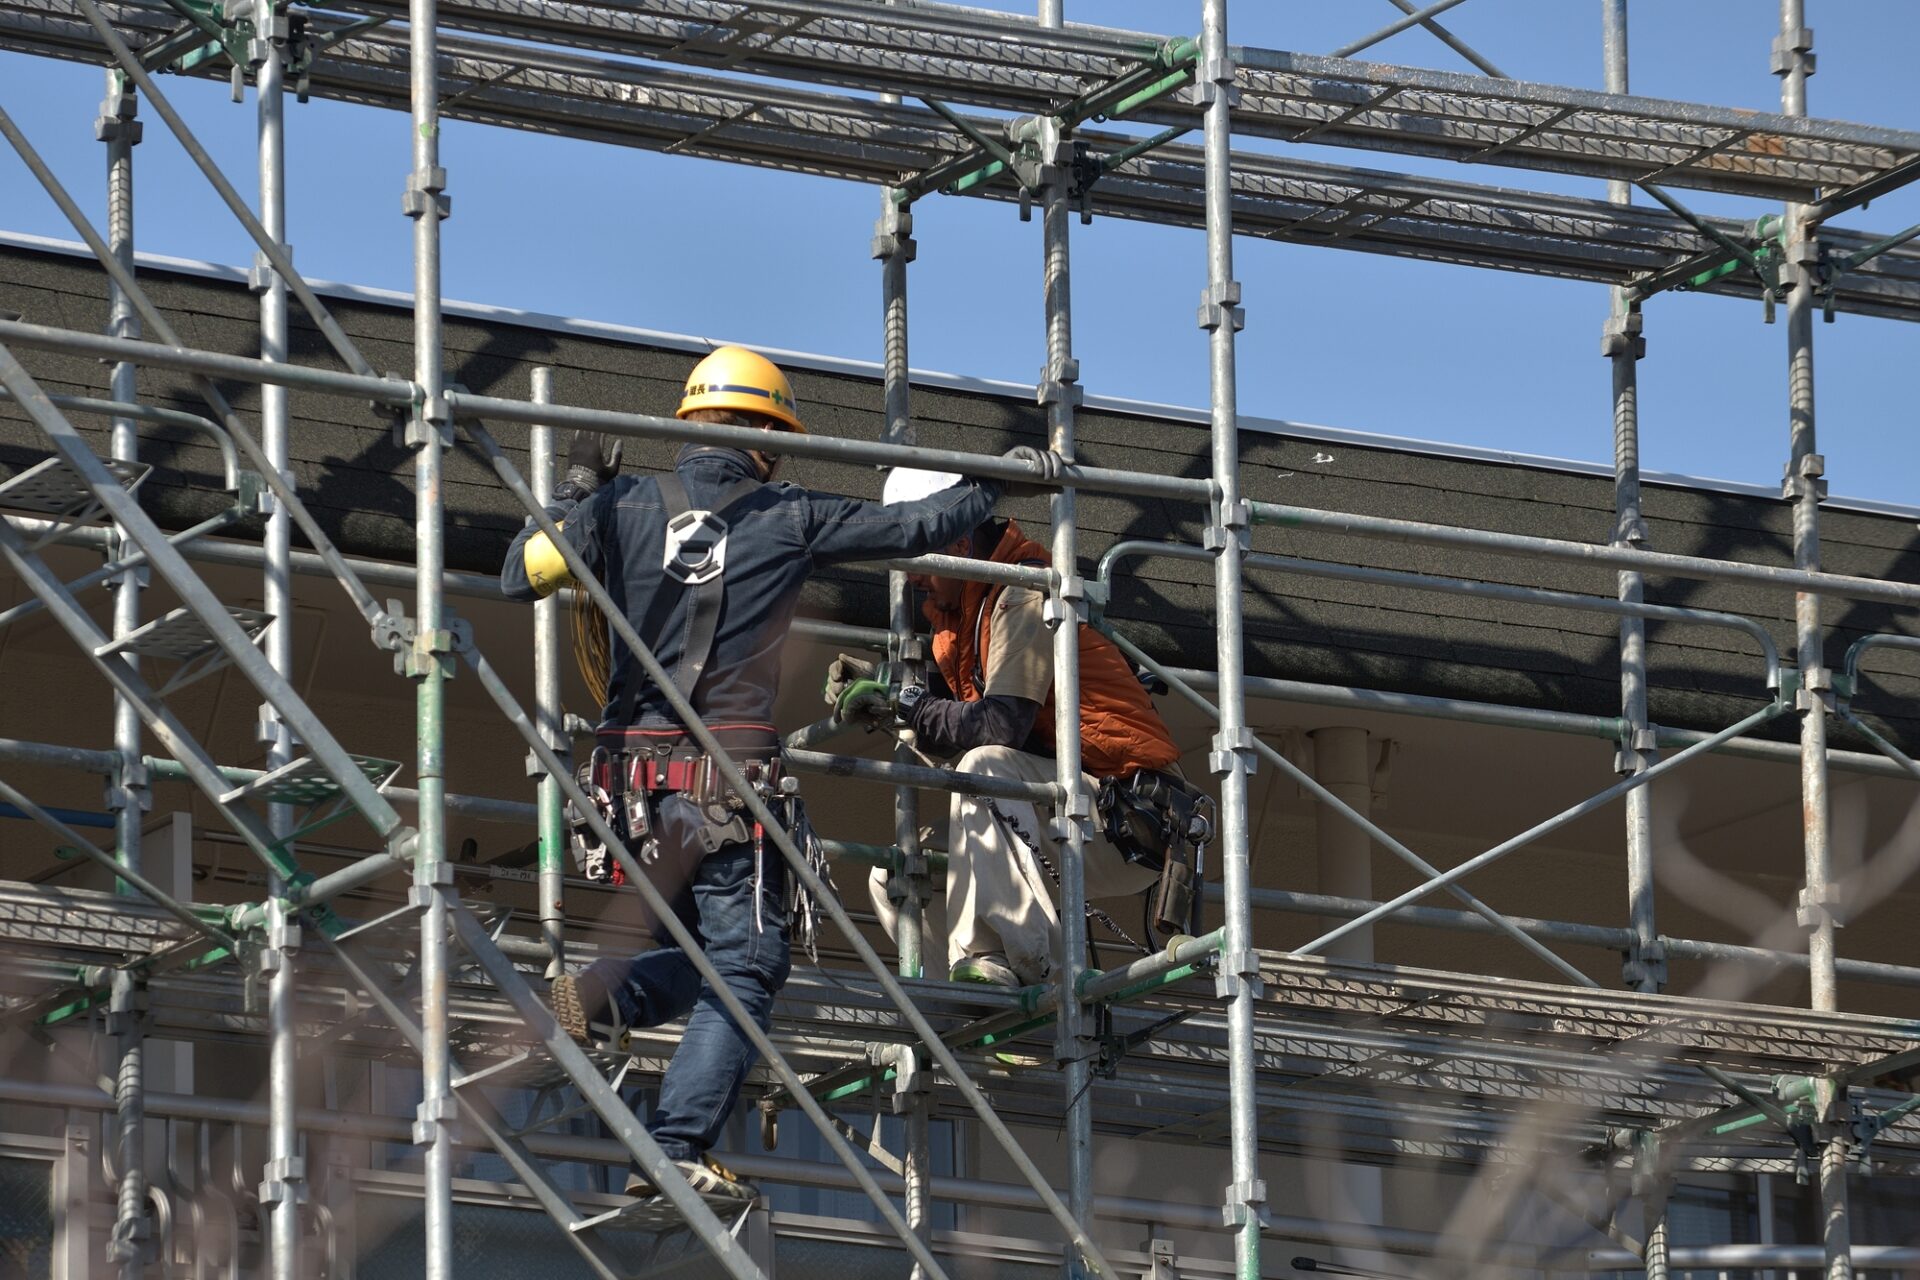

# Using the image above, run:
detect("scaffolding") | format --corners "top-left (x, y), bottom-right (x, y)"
top-left (1, 1), bottom-right (1919, 1277)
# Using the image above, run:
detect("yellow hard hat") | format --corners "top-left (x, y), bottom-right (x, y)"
top-left (522, 526), bottom-right (574, 597)
top-left (677, 345), bottom-right (807, 434)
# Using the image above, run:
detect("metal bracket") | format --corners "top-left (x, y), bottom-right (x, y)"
top-left (1208, 728), bottom-right (1257, 779)
top-left (1220, 1178), bottom-right (1268, 1227)
top-left (247, 245), bottom-right (291, 296)
top-left (1796, 884), bottom-right (1844, 930)
top-left (258, 1154), bottom-right (307, 1207)
top-left (412, 1095), bottom-right (459, 1145)
top-left (1621, 938), bottom-right (1667, 990)
top-left (402, 166), bottom-right (451, 221)
top-left (1213, 947), bottom-right (1262, 1001)
top-left (404, 388), bottom-right (454, 449)
top-left (1600, 309), bottom-right (1645, 361)
top-left (1770, 28), bottom-right (1816, 77)
top-left (870, 206), bottom-right (916, 262)
top-left (1186, 55), bottom-right (1240, 108)
top-left (93, 97), bottom-right (143, 145)
top-left (1196, 279), bottom-right (1245, 333)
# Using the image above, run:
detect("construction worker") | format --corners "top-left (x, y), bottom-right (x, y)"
top-left (501, 347), bottom-right (1049, 1200)
top-left (830, 467), bottom-right (1205, 990)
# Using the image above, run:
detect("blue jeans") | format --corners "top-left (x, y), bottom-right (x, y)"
top-left (584, 794), bottom-right (791, 1162)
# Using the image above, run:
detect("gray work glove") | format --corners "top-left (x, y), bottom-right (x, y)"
top-left (999, 445), bottom-right (1062, 499)
top-left (822, 652), bottom-right (877, 707)
top-left (562, 429), bottom-right (623, 496)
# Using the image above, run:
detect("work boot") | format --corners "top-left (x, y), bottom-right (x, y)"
top-left (625, 1154), bottom-right (758, 1203)
top-left (947, 953), bottom-right (1019, 989)
top-left (550, 968), bottom-right (614, 1046)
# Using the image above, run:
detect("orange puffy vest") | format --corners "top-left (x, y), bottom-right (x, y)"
top-left (925, 521), bottom-right (1179, 779)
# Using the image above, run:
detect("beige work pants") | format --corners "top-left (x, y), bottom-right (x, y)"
top-left (868, 744), bottom-right (1155, 984)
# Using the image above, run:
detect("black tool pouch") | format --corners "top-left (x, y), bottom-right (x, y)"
top-left (1096, 769), bottom-right (1215, 937)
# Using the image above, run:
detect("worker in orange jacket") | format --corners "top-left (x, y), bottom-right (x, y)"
top-left (828, 467), bottom-right (1191, 988)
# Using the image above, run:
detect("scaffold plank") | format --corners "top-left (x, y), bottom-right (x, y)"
top-left (8, 0), bottom-right (1918, 321)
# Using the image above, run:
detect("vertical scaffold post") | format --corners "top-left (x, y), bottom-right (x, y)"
top-left (1198, 4), bottom-right (1263, 1277)
top-left (404, 0), bottom-right (457, 1266)
top-left (254, 1), bottom-right (306, 1270)
top-left (874, 70), bottom-right (933, 1263)
top-left (97, 63), bottom-right (149, 1280)
top-left (1602, 0), bottom-right (1661, 1001)
top-left (1775, 6), bottom-right (1849, 1279)
top-left (530, 367), bottom-right (567, 979)
top-left (1036, 2), bottom-right (1094, 1265)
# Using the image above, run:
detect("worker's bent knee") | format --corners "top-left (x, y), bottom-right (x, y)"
top-left (955, 743), bottom-right (1027, 775)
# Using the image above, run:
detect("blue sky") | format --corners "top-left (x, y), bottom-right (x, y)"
top-left (2, 1), bottom-right (1916, 504)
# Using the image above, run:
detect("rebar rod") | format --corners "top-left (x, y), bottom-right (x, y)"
top-left (1199, 7), bottom-right (1263, 1277)
top-left (530, 368), bottom-right (567, 980)
top-left (458, 416), bottom-right (1116, 1277)
top-left (98, 67), bottom-right (148, 1279)
top-left (1603, 0), bottom-right (1661, 1000)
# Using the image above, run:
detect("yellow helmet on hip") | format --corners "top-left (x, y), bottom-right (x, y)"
top-left (521, 524), bottom-right (573, 597)
top-left (677, 345), bottom-right (807, 434)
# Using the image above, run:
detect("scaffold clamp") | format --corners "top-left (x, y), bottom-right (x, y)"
top-left (1221, 1178), bottom-right (1268, 1227)
top-left (413, 1095), bottom-right (459, 1146)
top-left (1196, 280), bottom-right (1244, 333)
top-left (258, 1154), bottom-right (307, 1206)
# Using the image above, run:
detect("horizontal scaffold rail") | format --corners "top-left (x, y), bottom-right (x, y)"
top-left (204, 0), bottom-right (1920, 202)
top-left (6, 0), bottom-right (1920, 319)
top-left (4, 881), bottom-right (1919, 1177)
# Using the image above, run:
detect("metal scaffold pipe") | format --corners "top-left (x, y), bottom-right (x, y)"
top-left (530, 368), bottom-right (567, 980)
top-left (405, 0), bottom-right (456, 1261)
top-left (1602, 0), bottom-right (1663, 1006)
top-left (1197, 4), bottom-right (1265, 1277)
top-left (1035, 1), bottom-right (1095, 1259)
top-left (96, 60), bottom-right (149, 1280)
top-left (255, 3), bottom-right (305, 1269)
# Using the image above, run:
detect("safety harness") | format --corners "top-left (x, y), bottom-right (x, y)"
top-left (565, 472), bottom-right (834, 954)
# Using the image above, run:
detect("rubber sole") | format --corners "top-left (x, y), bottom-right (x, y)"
top-left (550, 972), bottom-right (591, 1045)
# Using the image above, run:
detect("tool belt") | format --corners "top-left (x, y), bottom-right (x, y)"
top-left (568, 729), bottom-right (787, 883)
top-left (1095, 768), bottom-right (1214, 938)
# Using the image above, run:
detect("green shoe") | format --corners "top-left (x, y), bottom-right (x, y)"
top-left (948, 954), bottom-right (1020, 989)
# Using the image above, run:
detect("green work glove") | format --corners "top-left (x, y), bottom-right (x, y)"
top-left (822, 652), bottom-right (877, 707)
top-left (834, 677), bottom-right (895, 731)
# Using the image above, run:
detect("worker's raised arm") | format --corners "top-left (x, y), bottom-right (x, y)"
top-left (500, 430), bottom-right (623, 602)
top-left (799, 476), bottom-right (1000, 568)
